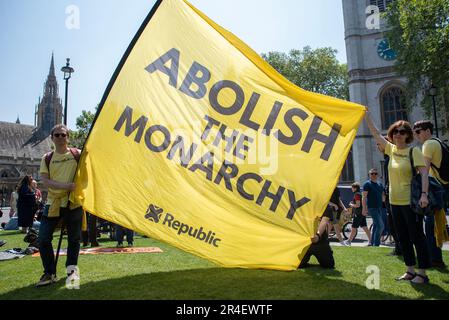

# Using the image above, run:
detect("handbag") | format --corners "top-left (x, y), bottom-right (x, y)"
top-left (409, 147), bottom-right (445, 216)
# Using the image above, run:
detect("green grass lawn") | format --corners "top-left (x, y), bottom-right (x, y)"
top-left (0, 230), bottom-right (448, 300)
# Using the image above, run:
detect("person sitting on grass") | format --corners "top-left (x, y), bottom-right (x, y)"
top-left (298, 205), bottom-right (335, 269)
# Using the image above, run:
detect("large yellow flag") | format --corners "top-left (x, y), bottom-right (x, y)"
top-left (73, 0), bottom-right (365, 270)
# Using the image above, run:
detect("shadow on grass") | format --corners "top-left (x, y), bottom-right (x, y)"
top-left (0, 265), bottom-right (433, 300)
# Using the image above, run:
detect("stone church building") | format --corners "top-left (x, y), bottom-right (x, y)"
top-left (341, 0), bottom-right (432, 184)
top-left (0, 54), bottom-right (63, 206)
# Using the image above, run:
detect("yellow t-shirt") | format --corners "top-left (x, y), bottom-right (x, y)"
top-left (422, 139), bottom-right (449, 185)
top-left (39, 150), bottom-right (79, 207)
top-left (385, 142), bottom-right (425, 205)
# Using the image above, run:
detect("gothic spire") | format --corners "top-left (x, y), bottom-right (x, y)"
top-left (36, 53), bottom-right (63, 135)
top-left (49, 52), bottom-right (56, 78)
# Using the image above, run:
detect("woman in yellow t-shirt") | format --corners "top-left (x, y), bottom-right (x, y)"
top-left (365, 111), bottom-right (431, 284)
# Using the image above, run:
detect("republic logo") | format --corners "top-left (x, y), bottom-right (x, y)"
top-left (145, 204), bottom-right (163, 223)
top-left (143, 203), bottom-right (222, 247)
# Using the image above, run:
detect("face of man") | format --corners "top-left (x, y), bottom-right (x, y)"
top-left (369, 170), bottom-right (378, 181)
top-left (413, 127), bottom-right (430, 144)
top-left (51, 128), bottom-right (69, 148)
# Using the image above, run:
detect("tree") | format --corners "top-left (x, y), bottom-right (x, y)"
top-left (385, 0), bottom-right (449, 133)
top-left (261, 46), bottom-right (349, 101)
top-left (70, 108), bottom-right (96, 149)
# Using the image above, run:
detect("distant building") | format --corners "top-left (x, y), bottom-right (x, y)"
top-left (0, 54), bottom-right (62, 206)
top-left (341, 0), bottom-right (427, 184)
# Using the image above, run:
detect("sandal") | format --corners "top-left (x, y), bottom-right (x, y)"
top-left (395, 271), bottom-right (416, 281)
top-left (411, 274), bottom-right (430, 284)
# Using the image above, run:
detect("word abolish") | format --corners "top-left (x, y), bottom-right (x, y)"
top-left (114, 106), bottom-right (311, 220)
top-left (145, 48), bottom-right (341, 161)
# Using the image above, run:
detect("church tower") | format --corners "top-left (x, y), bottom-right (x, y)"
top-left (36, 53), bottom-right (63, 136)
top-left (342, 0), bottom-right (424, 183)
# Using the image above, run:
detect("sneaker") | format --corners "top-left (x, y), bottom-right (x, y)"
top-left (340, 241), bottom-right (349, 246)
top-left (344, 240), bottom-right (351, 246)
top-left (36, 273), bottom-right (57, 287)
top-left (127, 242), bottom-right (133, 247)
top-left (0, 240), bottom-right (6, 247)
top-left (116, 243), bottom-right (124, 248)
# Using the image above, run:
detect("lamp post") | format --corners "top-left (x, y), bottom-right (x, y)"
top-left (429, 84), bottom-right (439, 138)
top-left (61, 58), bottom-right (75, 126)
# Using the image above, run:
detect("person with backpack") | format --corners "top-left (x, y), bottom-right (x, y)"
top-left (36, 124), bottom-right (83, 287)
top-left (413, 120), bottom-right (449, 269)
top-left (366, 112), bottom-right (431, 284)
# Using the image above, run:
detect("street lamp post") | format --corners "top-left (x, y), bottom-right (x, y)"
top-left (429, 84), bottom-right (439, 138)
top-left (61, 58), bottom-right (75, 126)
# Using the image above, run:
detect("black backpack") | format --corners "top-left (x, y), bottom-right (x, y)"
top-left (430, 138), bottom-right (449, 183)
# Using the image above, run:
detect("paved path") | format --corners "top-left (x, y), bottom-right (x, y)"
top-left (329, 216), bottom-right (449, 251)
top-left (2, 206), bottom-right (449, 251)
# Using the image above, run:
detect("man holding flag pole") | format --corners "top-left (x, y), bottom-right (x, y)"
top-left (36, 124), bottom-right (82, 287)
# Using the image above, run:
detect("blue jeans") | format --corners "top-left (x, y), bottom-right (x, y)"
top-left (369, 208), bottom-right (384, 246)
top-left (116, 225), bottom-right (134, 245)
top-left (381, 207), bottom-right (389, 235)
top-left (38, 205), bottom-right (83, 275)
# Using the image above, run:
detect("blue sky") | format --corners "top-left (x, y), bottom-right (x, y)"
top-left (0, 0), bottom-right (347, 129)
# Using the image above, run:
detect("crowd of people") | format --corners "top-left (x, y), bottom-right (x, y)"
top-left (303, 112), bottom-right (449, 285)
top-left (1, 113), bottom-right (448, 287)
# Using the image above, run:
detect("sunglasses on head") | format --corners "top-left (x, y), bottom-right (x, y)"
top-left (393, 129), bottom-right (407, 135)
top-left (53, 133), bottom-right (67, 138)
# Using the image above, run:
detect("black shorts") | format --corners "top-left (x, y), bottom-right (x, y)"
top-left (352, 214), bottom-right (367, 228)
top-left (331, 210), bottom-right (341, 225)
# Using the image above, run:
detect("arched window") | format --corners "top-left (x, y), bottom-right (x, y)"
top-left (381, 86), bottom-right (408, 130)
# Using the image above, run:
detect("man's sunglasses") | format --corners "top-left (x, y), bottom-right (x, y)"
top-left (370, 172), bottom-right (378, 175)
top-left (53, 133), bottom-right (67, 138)
top-left (393, 129), bottom-right (407, 135)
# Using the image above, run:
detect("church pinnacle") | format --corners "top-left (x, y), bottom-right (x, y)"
top-left (49, 52), bottom-right (55, 78)
top-left (35, 53), bottom-right (63, 136)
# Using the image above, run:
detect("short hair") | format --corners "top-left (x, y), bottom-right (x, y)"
top-left (50, 124), bottom-right (69, 137)
top-left (413, 120), bottom-right (433, 134)
top-left (351, 182), bottom-right (360, 192)
top-left (387, 120), bottom-right (413, 144)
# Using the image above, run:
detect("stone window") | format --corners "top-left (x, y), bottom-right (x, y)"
top-left (369, 0), bottom-right (394, 12)
top-left (381, 86), bottom-right (408, 130)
